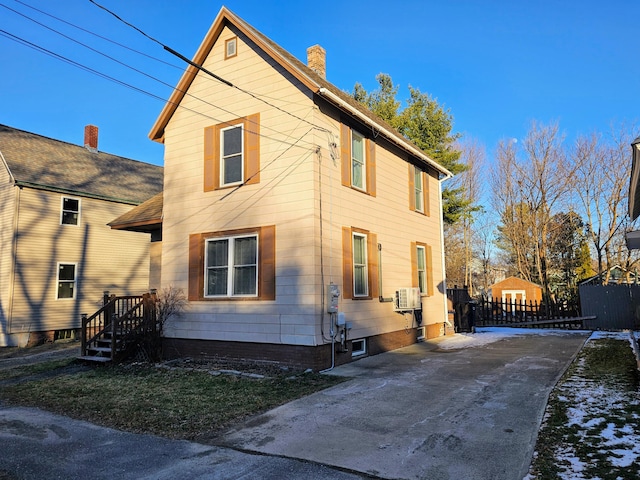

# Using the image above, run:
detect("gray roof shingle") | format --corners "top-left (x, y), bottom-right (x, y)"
top-left (0, 124), bottom-right (163, 205)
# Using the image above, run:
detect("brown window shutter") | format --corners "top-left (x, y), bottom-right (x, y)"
top-left (342, 226), bottom-right (353, 299)
top-left (188, 234), bottom-right (203, 300)
top-left (244, 113), bottom-right (260, 185)
top-left (259, 225), bottom-right (276, 300)
top-left (411, 241), bottom-right (418, 288)
top-left (423, 172), bottom-right (430, 217)
top-left (204, 126), bottom-right (216, 192)
top-left (408, 164), bottom-right (415, 211)
top-left (368, 232), bottom-right (378, 298)
top-left (340, 124), bottom-right (351, 187)
top-left (426, 244), bottom-right (434, 297)
top-left (366, 139), bottom-right (376, 197)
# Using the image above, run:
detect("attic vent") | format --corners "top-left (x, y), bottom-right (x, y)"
top-left (225, 37), bottom-right (237, 59)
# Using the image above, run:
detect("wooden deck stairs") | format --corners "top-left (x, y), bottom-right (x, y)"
top-left (79, 292), bottom-right (157, 364)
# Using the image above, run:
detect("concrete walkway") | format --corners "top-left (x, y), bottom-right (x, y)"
top-left (218, 332), bottom-right (589, 480)
top-left (0, 332), bottom-right (589, 479)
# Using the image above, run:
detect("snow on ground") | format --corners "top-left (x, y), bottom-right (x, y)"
top-left (434, 327), bottom-right (640, 479)
top-left (435, 326), bottom-right (590, 350)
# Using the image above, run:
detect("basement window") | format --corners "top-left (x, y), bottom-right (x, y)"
top-left (352, 339), bottom-right (366, 357)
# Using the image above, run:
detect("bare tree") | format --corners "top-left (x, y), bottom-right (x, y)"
top-left (444, 138), bottom-right (485, 290)
top-left (571, 126), bottom-right (640, 282)
top-left (492, 121), bottom-right (575, 299)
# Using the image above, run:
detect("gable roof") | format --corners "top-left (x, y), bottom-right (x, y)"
top-left (148, 6), bottom-right (452, 178)
top-left (490, 276), bottom-right (542, 290)
top-left (109, 192), bottom-right (163, 232)
top-left (0, 124), bottom-right (163, 205)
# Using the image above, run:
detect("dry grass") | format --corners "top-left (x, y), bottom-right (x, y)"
top-left (0, 358), bottom-right (345, 441)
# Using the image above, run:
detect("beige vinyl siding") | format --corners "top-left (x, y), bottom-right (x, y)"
top-left (161, 25), bottom-right (319, 346)
top-left (160, 25), bottom-right (447, 347)
top-left (0, 172), bottom-right (16, 341)
top-left (8, 188), bottom-right (151, 334)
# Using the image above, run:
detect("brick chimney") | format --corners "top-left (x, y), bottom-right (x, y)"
top-left (306, 45), bottom-right (326, 79)
top-left (84, 125), bottom-right (98, 151)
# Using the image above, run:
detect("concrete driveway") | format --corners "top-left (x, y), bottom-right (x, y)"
top-left (218, 331), bottom-right (589, 480)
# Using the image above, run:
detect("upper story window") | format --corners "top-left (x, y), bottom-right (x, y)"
top-left (61, 196), bottom-right (80, 225)
top-left (340, 123), bottom-right (376, 196)
top-left (409, 165), bottom-right (430, 216)
top-left (225, 37), bottom-right (237, 59)
top-left (204, 114), bottom-right (260, 192)
top-left (221, 124), bottom-right (243, 186)
top-left (57, 263), bottom-right (76, 299)
top-left (351, 131), bottom-right (366, 191)
top-left (205, 234), bottom-right (258, 297)
top-left (342, 226), bottom-right (379, 300)
top-left (188, 225), bottom-right (276, 301)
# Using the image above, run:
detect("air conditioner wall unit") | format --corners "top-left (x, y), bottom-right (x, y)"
top-left (394, 287), bottom-right (422, 311)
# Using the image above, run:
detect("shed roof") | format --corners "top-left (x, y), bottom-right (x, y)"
top-left (109, 192), bottom-right (163, 232)
top-left (0, 124), bottom-right (163, 205)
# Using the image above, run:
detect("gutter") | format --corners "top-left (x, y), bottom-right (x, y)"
top-left (14, 180), bottom-right (143, 205)
top-left (317, 87), bottom-right (453, 180)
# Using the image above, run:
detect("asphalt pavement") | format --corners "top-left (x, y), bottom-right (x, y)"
top-left (0, 331), bottom-right (589, 480)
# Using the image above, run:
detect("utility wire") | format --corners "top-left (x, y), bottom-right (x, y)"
top-left (1, 2), bottom-right (319, 150)
top-left (12, 0), bottom-right (179, 69)
top-left (0, 28), bottom-right (318, 152)
top-left (88, 0), bottom-right (331, 134)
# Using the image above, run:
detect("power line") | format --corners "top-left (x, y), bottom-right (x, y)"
top-left (88, 0), bottom-right (332, 134)
top-left (0, 28), bottom-right (319, 152)
top-left (12, 0), bottom-right (180, 70)
top-left (4, 0), bottom-right (324, 148)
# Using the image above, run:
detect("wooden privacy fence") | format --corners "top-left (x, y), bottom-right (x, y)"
top-left (475, 297), bottom-right (592, 329)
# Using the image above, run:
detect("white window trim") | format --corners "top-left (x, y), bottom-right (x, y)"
top-left (220, 123), bottom-right (244, 187)
top-left (352, 338), bottom-right (367, 357)
top-left (204, 234), bottom-right (259, 298)
top-left (417, 245), bottom-right (427, 294)
top-left (352, 232), bottom-right (368, 297)
top-left (414, 167), bottom-right (424, 213)
top-left (351, 129), bottom-right (366, 191)
top-left (56, 262), bottom-right (77, 300)
top-left (60, 196), bottom-right (81, 226)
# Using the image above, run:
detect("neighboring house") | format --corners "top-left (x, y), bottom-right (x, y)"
top-left (112, 7), bottom-right (453, 370)
top-left (627, 136), bottom-right (640, 248)
top-left (489, 276), bottom-right (543, 305)
top-left (579, 265), bottom-right (638, 286)
top-left (0, 124), bottom-right (163, 347)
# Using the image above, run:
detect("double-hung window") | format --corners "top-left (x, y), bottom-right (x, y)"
top-left (220, 124), bottom-right (243, 186)
top-left (205, 234), bottom-right (257, 297)
top-left (409, 165), bottom-right (430, 215)
top-left (204, 113), bottom-right (260, 192)
top-left (352, 232), bottom-right (368, 297)
top-left (414, 168), bottom-right (424, 213)
top-left (189, 226), bottom-right (276, 301)
top-left (61, 197), bottom-right (80, 225)
top-left (57, 263), bottom-right (76, 299)
top-left (340, 124), bottom-right (376, 196)
top-left (351, 131), bottom-right (366, 191)
top-left (412, 242), bottom-right (434, 296)
top-left (342, 227), bottom-right (378, 300)
top-left (416, 245), bottom-right (426, 293)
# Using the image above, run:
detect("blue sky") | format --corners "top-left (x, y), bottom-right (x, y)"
top-left (2, 0), bottom-right (639, 167)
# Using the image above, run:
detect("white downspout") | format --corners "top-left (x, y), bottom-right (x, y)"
top-left (439, 176), bottom-right (453, 329)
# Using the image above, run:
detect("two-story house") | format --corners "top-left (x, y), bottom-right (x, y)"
top-left (115, 7), bottom-right (452, 370)
top-left (0, 124), bottom-right (163, 347)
